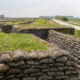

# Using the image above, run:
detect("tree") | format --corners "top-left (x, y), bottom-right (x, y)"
top-left (61, 17), bottom-right (68, 21)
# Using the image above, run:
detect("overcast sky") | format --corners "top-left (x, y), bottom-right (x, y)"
top-left (0, 0), bottom-right (80, 17)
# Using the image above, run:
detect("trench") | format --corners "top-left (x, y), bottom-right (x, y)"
top-left (0, 25), bottom-right (75, 40)
top-left (19, 28), bottom-right (75, 40)
top-left (0, 25), bottom-right (80, 80)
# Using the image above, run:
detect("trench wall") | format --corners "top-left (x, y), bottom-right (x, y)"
top-left (47, 30), bottom-right (80, 56)
top-left (0, 24), bottom-right (74, 39)
top-left (0, 50), bottom-right (79, 80)
top-left (47, 30), bottom-right (80, 79)
top-left (0, 24), bottom-right (79, 80)
top-left (19, 28), bottom-right (74, 40)
top-left (0, 25), bottom-right (18, 33)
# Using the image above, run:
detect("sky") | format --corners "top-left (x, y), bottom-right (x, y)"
top-left (0, 0), bottom-right (80, 18)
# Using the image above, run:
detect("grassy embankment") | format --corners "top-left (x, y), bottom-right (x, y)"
top-left (0, 33), bottom-right (47, 53)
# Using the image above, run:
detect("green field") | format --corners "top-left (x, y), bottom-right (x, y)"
top-left (0, 18), bottom-right (66, 30)
top-left (17, 19), bottom-right (65, 30)
top-left (0, 33), bottom-right (47, 52)
top-left (67, 19), bottom-right (80, 26)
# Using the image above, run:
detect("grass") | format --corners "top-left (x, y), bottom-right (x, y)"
top-left (17, 19), bottom-right (66, 30)
top-left (33, 19), bottom-right (46, 25)
top-left (0, 21), bottom-right (25, 25)
top-left (66, 19), bottom-right (80, 26)
top-left (0, 19), bottom-right (34, 25)
top-left (63, 19), bottom-right (80, 39)
top-left (58, 19), bottom-right (80, 39)
top-left (69, 29), bottom-right (80, 39)
top-left (0, 33), bottom-right (47, 53)
top-left (0, 18), bottom-right (66, 29)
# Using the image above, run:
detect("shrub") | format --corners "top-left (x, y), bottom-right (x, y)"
top-left (61, 17), bottom-right (68, 21)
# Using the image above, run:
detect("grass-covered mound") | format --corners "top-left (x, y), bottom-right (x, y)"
top-left (0, 33), bottom-right (47, 52)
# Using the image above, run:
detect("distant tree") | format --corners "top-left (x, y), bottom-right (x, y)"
top-left (61, 17), bottom-right (68, 21)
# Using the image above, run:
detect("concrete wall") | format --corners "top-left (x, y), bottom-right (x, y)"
top-left (0, 49), bottom-right (79, 80)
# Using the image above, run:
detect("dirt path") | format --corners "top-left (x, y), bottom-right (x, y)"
top-left (53, 19), bottom-right (80, 30)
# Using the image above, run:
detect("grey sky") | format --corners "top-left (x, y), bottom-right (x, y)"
top-left (0, 0), bottom-right (80, 17)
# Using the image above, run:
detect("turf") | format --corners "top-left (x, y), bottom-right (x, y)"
top-left (0, 33), bottom-right (47, 52)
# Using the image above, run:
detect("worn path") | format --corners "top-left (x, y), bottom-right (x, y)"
top-left (53, 19), bottom-right (80, 30)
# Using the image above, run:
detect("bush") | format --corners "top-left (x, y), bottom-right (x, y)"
top-left (61, 17), bottom-right (68, 21)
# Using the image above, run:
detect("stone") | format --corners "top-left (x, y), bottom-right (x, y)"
top-left (22, 77), bottom-right (36, 80)
top-left (8, 68), bottom-right (21, 74)
top-left (38, 75), bottom-right (48, 80)
top-left (13, 50), bottom-right (25, 60)
top-left (56, 56), bottom-right (68, 63)
top-left (8, 61), bottom-right (24, 67)
top-left (58, 66), bottom-right (68, 70)
top-left (40, 59), bottom-right (53, 64)
top-left (6, 75), bottom-right (15, 79)
top-left (0, 54), bottom-right (11, 62)
top-left (24, 68), bottom-right (39, 74)
top-left (11, 78), bottom-right (20, 80)
top-left (49, 63), bottom-right (64, 67)
top-left (0, 28), bottom-right (2, 33)
top-left (55, 76), bottom-right (69, 79)
top-left (0, 76), bottom-right (4, 79)
top-left (48, 72), bottom-right (64, 76)
top-left (0, 64), bottom-right (9, 72)
top-left (27, 61), bottom-right (35, 65)
top-left (30, 72), bottom-right (44, 77)
top-left (65, 70), bottom-right (78, 75)
top-left (70, 77), bottom-right (79, 80)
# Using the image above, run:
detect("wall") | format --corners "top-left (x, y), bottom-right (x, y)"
top-left (0, 24), bottom-right (74, 38)
top-left (0, 49), bottom-right (79, 80)
top-left (19, 28), bottom-right (74, 40)
top-left (47, 30), bottom-right (80, 56)
top-left (19, 28), bottom-right (48, 40)
top-left (54, 28), bottom-right (74, 34)
top-left (0, 25), bottom-right (79, 80)
top-left (1, 25), bottom-right (13, 33)
top-left (0, 25), bottom-right (18, 33)
top-left (47, 30), bottom-right (80, 79)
